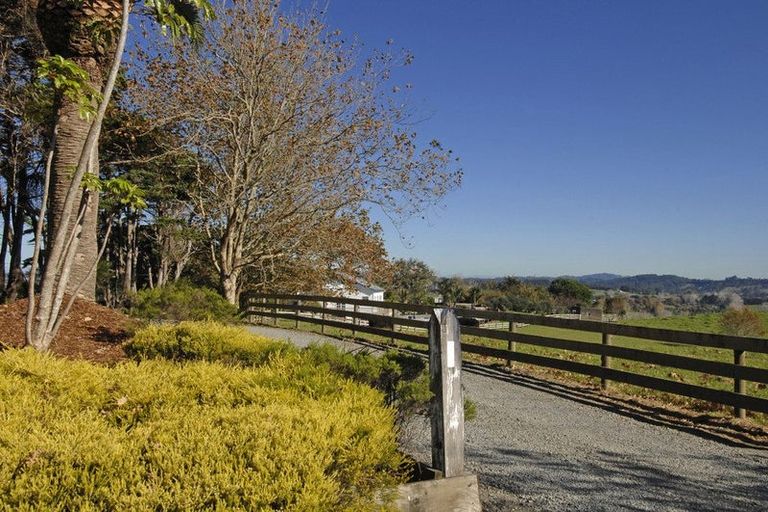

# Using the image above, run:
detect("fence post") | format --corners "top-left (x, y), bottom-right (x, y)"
top-left (272, 299), bottom-right (277, 326)
top-left (734, 350), bottom-right (746, 419)
top-left (352, 304), bottom-right (358, 338)
top-left (321, 301), bottom-right (326, 334)
top-left (295, 300), bottom-right (300, 328)
top-left (429, 308), bottom-right (464, 478)
top-left (506, 320), bottom-right (516, 367)
top-left (390, 307), bottom-right (395, 345)
top-left (601, 332), bottom-right (612, 391)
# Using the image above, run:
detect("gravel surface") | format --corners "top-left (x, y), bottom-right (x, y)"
top-left (248, 326), bottom-right (768, 511)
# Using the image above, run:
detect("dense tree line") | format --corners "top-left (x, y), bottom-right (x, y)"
top-left (385, 261), bottom-right (596, 313)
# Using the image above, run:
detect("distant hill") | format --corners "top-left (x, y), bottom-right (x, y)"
top-left (463, 273), bottom-right (768, 301)
top-left (574, 273), bottom-right (624, 284)
top-left (578, 274), bottom-right (768, 299)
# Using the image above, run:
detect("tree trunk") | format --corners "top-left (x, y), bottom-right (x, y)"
top-left (221, 271), bottom-right (240, 305)
top-left (156, 226), bottom-right (169, 287)
top-left (6, 199), bottom-right (26, 303)
top-left (122, 215), bottom-right (136, 297)
top-left (146, 258), bottom-right (154, 289)
top-left (46, 56), bottom-right (101, 301)
top-left (27, 0), bottom-right (129, 351)
top-left (173, 239), bottom-right (193, 282)
top-left (0, 197), bottom-right (9, 294)
top-left (6, 160), bottom-right (30, 302)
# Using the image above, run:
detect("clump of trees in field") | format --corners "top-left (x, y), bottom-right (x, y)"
top-left (384, 261), bottom-right (596, 313)
top-left (720, 307), bottom-right (766, 337)
top-left (386, 258), bottom-right (437, 305)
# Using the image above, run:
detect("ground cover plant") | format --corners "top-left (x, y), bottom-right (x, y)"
top-left (0, 325), bottom-right (406, 510)
top-left (127, 321), bottom-right (435, 425)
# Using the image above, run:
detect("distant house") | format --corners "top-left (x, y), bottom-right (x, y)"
top-left (347, 283), bottom-right (385, 302)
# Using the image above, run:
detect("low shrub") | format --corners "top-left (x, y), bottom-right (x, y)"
top-left (301, 344), bottom-right (434, 423)
top-left (0, 348), bottom-right (403, 510)
top-left (127, 322), bottom-right (436, 425)
top-left (127, 322), bottom-right (481, 425)
top-left (464, 398), bottom-right (478, 422)
top-left (126, 321), bottom-right (292, 365)
top-left (128, 281), bottom-right (238, 322)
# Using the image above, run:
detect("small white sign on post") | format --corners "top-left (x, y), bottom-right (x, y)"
top-left (446, 340), bottom-right (455, 368)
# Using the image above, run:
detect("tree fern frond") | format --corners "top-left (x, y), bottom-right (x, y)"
top-left (144, 0), bottom-right (213, 42)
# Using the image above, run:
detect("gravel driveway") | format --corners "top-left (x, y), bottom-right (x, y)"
top-left (248, 325), bottom-right (768, 511)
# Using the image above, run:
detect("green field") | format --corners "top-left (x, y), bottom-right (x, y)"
top-left (623, 311), bottom-right (768, 335)
top-left (258, 311), bottom-right (768, 423)
top-left (465, 312), bottom-right (768, 421)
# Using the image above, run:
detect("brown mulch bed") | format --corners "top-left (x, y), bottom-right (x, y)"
top-left (0, 299), bottom-right (135, 364)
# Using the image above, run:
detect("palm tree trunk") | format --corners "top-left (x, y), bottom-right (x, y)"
top-left (46, 56), bottom-right (101, 301)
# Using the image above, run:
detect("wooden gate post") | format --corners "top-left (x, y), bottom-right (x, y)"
top-left (321, 301), bottom-right (326, 334)
top-left (429, 308), bottom-right (464, 478)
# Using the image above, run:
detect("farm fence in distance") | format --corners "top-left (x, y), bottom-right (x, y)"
top-left (247, 293), bottom-right (768, 419)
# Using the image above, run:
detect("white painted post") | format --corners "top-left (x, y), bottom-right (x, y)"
top-left (429, 308), bottom-right (465, 478)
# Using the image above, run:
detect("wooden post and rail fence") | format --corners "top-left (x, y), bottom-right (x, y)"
top-left (248, 293), bottom-right (768, 421)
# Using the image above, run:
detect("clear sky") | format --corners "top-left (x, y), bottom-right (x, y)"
top-left (314, 0), bottom-right (768, 280)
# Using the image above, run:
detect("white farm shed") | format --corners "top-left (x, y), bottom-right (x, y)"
top-left (324, 282), bottom-right (386, 314)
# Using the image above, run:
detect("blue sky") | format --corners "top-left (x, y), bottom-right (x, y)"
top-left (313, 0), bottom-right (768, 279)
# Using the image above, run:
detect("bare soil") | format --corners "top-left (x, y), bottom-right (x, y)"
top-left (0, 299), bottom-right (134, 364)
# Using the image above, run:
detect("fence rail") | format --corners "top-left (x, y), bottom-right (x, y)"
top-left (247, 293), bottom-right (768, 418)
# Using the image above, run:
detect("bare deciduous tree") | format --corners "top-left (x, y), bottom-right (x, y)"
top-left (133, 0), bottom-right (462, 304)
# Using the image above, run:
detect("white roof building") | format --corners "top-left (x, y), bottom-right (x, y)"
top-left (324, 282), bottom-right (386, 314)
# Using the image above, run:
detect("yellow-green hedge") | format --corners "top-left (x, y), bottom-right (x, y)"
top-left (0, 348), bottom-right (403, 511)
top-left (125, 321), bottom-right (293, 365)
